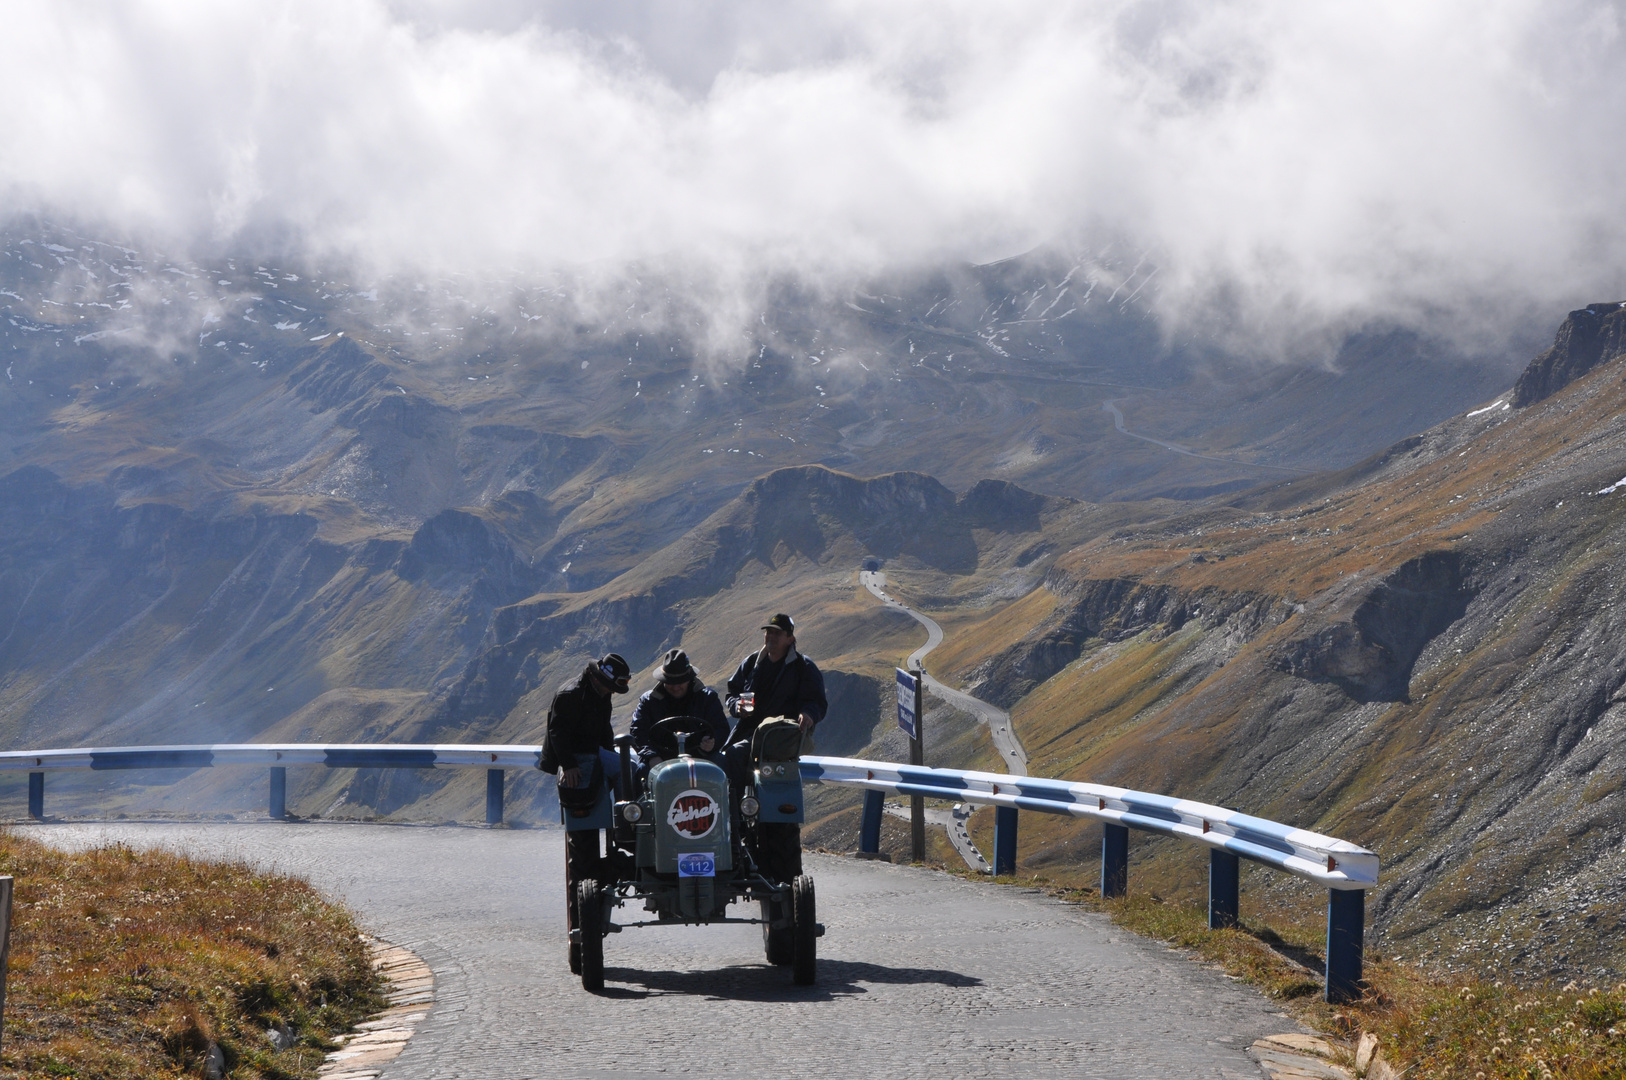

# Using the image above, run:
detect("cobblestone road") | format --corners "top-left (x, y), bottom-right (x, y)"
top-left (33, 822), bottom-right (1292, 1078)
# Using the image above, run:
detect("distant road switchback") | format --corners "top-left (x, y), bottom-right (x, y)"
top-left (1101, 400), bottom-right (1307, 474)
top-left (36, 822), bottom-right (1300, 1078)
top-left (860, 569), bottom-right (1030, 774)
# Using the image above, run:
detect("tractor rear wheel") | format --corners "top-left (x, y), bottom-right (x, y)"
top-left (565, 830), bottom-right (600, 974)
top-left (577, 878), bottom-right (605, 993)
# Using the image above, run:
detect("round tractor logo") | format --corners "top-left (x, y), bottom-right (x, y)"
top-left (666, 788), bottom-right (720, 839)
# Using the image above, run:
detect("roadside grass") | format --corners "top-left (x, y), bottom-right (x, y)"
top-left (974, 871), bottom-right (1626, 1080)
top-left (0, 829), bottom-right (385, 1079)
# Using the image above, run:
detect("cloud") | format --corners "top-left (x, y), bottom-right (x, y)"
top-left (2, 0), bottom-right (1623, 353)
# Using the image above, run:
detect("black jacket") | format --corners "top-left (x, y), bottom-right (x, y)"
top-left (724, 646), bottom-right (827, 746)
top-left (630, 678), bottom-right (730, 757)
top-left (539, 665), bottom-right (614, 773)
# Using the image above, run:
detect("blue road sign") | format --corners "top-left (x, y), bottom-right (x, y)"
top-left (896, 667), bottom-right (918, 739)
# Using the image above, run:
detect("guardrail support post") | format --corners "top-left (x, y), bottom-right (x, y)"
top-left (1209, 849), bottom-right (1239, 929)
top-left (1325, 889), bottom-right (1365, 1003)
top-left (859, 789), bottom-right (883, 853)
top-left (993, 806), bottom-right (1018, 876)
top-left (486, 769), bottom-right (504, 825)
top-left (27, 773), bottom-right (42, 820)
top-left (268, 766), bottom-right (287, 820)
top-left (1101, 823), bottom-right (1129, 898)
top-left (0, 875), bottom-right (11, 1050)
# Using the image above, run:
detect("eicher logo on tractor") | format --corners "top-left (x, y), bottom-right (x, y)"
top-left (667, 789), bottom-right (720, 839)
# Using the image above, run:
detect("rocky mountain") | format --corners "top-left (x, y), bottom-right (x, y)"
top-left (911, 302), bottom-right (1626, 979)
top-left (6, 218), bottom-right (1611, 977)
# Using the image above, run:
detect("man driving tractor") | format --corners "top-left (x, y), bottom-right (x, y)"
top-left (630, 648), bottom-right (729, 766)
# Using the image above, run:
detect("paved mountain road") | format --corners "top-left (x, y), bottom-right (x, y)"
top-left (1101, 400), bottom-right (1306, 475)
top-left (884, 799), bottom-right (989, 871)
top-left (35, 822), bottom-right (1292, 1079)
top-left (860, 571), bottom-right (1029, 774)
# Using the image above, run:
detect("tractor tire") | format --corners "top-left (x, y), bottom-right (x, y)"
top-left (761, 898), bottom-right (794, 966)
top-left (791, 874), bottom-right (817, 986)
top-left (577, 878), bottom-right (605, 993)
top-left (564, 830), bottom-right (600, 974)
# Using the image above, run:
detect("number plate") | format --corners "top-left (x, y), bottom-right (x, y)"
top-left (677, 852), bottom-right (716, 878)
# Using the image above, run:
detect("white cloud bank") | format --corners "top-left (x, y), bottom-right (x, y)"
top-left (2, 0), bottom-right (1623, 350)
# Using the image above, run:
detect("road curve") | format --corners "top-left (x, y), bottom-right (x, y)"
top-left (34, 822), bottom-right (1295, 1079)
top-left (1101, 400), bottom-right (1306, 474)
top-left (861, 570), bottom-right (1030, 774)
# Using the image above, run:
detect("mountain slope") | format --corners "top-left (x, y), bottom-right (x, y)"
top-left (917, 303), bottom-right (1626, 978)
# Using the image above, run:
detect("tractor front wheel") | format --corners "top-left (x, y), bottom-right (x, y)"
top-left (791, 874), bottom-right (817, 986)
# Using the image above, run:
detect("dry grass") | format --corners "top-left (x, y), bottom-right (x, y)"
top-left (1019, 875), bottom-right (1626, 1080)
top-left (0, 830), bottom-right (384, 1079)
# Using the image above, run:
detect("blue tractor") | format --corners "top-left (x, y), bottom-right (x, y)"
top-left (561, 715), bottom-right (821, 992)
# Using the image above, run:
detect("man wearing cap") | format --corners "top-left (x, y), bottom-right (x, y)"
top-left (723, 614), bottom-right (827, 881)
top-left (540, 652), bottom-right (632, 790)
top-left (724, 614), bottom-right (827, 743)
top-left (630, 648), bottom-right (730, 765)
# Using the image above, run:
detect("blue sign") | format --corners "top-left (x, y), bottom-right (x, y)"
top-left (677, 851), bottom-right (716, 878)
top-left (896, 667), bottom-right (918, 739)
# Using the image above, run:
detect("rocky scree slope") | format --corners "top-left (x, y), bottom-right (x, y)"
top-left (931, 303), bottom-right (1626, 979)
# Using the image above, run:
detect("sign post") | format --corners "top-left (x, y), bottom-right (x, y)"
top-left (897, 666), bottom-right (925, 862)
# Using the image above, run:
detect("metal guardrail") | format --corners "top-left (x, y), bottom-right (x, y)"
top-left (801, 756), bottom-right (1377, 1003)
top-left (1, 743), bottom-right (538, 825)
top-left (1, 743), bottom-right (1376, 1002)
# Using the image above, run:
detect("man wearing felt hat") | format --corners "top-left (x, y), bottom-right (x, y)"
top-left (630, 647), bottom-right (730, 764)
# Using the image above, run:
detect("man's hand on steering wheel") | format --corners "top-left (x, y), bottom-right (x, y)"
top-left (645, 715), bottom-right (713, 759)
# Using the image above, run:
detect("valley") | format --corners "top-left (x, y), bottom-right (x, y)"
top-left (3, 219), bottom-right (1620, 978)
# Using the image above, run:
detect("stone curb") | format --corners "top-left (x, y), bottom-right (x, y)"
top-left (1250, 1031), bottom-right (1401, 1080)
top-left (317, 936), bottom-right (434, 1080)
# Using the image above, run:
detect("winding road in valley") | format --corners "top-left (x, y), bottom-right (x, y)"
top-left (860, 569), bottom-right (1030, 775)
top-left (34, 821), bottom-right (1302, 1079)
top-left (1101, 400), bottom-right (1306, 474)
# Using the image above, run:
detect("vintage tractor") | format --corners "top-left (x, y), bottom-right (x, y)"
top-left (560, 715), bottom-right (821, 992)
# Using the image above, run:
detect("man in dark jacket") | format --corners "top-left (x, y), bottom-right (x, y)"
top-left (631, 648), bottom-right (729, 764)
top-left (724, 613), bottom-right (827, 744)
top-left (544, 651), bottom-right (631, 976)
top-left (540, 652), bottom-right (632, 789)
top-left (722, 614), bottom-right (827, 884)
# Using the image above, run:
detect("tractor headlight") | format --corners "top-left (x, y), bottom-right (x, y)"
top-left (620, 802), bottom-right (643, 823)
top-left (740, 796), bottom-right (761, 818)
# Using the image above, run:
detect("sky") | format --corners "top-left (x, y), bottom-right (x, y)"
top-left (2, 0), bottom-right (1624, 354)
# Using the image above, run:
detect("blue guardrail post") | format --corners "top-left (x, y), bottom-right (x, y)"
top-left (268, 766), bottom-right (287, 820)
top-left (1101, 823), bottom-right (1129, 898)
top-left (27, 772), bottom-right (43, 820)
top-left (1325, 889), bottom-right (1365, 1003)
top-left (859, 789), bottom-right (883, 853)
top-left (486, 769), bottom-right (505, 825)
top-left (1209, 849), bottom-right (1240, 929)
top-left (993, 806), bottom-right (1018, 876)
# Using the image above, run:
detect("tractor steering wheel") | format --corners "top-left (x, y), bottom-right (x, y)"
top-left (643, 715), bottom-right (714, 761)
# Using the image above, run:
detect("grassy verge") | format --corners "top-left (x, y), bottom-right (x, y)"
top-left (0, 830), bottom-right (385, 1079)
top-left (1013, 873), bottom-right (1626, 1080)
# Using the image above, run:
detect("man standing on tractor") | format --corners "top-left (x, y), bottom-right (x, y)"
top-left (540, 651), bottom-right (632, 792)
top-left (723, 613), bottom-right (827, 880)
top-left (630, 648), bottom-right (729, 766)
top-left (541, 651), bottom-right (631, 974)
